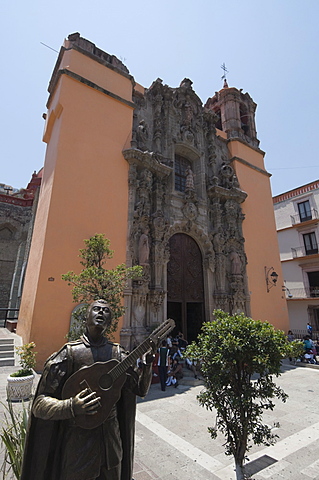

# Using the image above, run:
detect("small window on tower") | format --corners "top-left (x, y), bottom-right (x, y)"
top-left (214, 108), bottom-right (222, 130)
top-left (240, 104), bottom-right (249, 136)
top-left (174, 155), bottom-right (191, 192)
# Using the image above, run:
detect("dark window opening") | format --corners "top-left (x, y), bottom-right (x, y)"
top-left (307, 271), bottom-right (319, 297)
top-left (214, 108), bottom-right (222, 130)
top-left (240, 104), bottom-right (250, 136)
top-left (175, 155), bottom-right (191, 192)
top-left (308, 306), bottom-right (319, 331)
top-left (298, 200), bottom-right (312, 222)
top-left (303, 232), bottom-right (318, 255)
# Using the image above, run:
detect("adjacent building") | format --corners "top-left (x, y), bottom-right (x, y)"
top-left (273, 180), bottom-right (319, 334)
top-left (0, 172), bottom-right (42, 329)
top-left (16, 33), bottom-right (288, 367)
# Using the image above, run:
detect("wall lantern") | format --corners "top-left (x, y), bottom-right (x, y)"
top-left (265, 266), bottom-right (278, 293)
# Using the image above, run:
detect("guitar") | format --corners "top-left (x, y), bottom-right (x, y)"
top-left (62, 318), bottom-right (175, 429)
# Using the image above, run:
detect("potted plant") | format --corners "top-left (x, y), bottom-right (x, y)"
top-left (7, 342), bottom-right (37, 402)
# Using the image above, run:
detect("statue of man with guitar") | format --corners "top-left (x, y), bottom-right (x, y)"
top-left (21, 299), bottom-right (174, 480)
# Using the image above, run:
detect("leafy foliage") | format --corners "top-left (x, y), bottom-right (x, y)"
top-left (186, 310), bottom-right (295, 479)
top-left (0, 401), bottom-right (30, 479)
top-left (10, 342), bottom-right (37, 377)
top-left (62, 234), bottom-right (143, 338)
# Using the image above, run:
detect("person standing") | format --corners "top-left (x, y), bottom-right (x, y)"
top-left (307, 322), bottom-right (313, 338)
top-left (157, 340), bottom-right (169, 392)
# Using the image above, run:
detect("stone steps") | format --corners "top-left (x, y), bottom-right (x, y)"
top-left (178, 364), bottom-right (204, 387)
top-left (0, 337), bottom-right (15, 366)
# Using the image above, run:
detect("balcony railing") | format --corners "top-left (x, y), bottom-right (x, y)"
top-left (290, 208), bottom-right (318, 225)
top-left (0, 308), bottom-right (19, 329)
top-left (291, 245), bottom-right (319, 258)
top-left (285, 286), bottom-right (319, 298)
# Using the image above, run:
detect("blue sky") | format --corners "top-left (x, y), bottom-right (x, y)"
top-left (1, 0), bottom-right (318, 196)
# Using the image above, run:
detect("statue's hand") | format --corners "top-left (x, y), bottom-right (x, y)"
top-left (144, 339), bottom-right (157, 365)
top-left (72, 388), bottom-right (101, 416)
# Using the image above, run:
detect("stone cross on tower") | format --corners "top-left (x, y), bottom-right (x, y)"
top-left (221, 63), bottom-right (229, 80)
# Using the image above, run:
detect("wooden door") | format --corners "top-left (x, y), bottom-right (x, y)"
top-left (167, 233), bottom-right (204, 343)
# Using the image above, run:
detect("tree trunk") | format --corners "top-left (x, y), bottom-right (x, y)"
top-left (235, 461), bottom-right (246, 480)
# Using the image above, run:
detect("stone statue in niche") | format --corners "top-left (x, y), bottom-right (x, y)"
top-left (140, 169), bottom-right (153, 190)
top-left (225, 199), bottom-right (239, 238)
top-left (136, 119), bottom-right (148, 151)
top-left (213, 229), bottom-right (225, 254)
top-left (138, 228), bottom-right (150, 266)
top-left (230, 249), bottom-right (242, 275)
top-left (220, 163), bottom-right (234, 189)
top-left (183, 95), bottom-right (193, 127)
top-left (185, 166), bottom-right (195, 191)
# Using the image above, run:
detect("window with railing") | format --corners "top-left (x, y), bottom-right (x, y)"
top-left (303, 232), bottom-right (318, 255)
top-left (285, 286), bottom-right (319, 298)
top-left (174, 155), bottom-right (191, 192)
top-left (308, 271), bottom-right (319, 297)
top-left (298, 200), bottom-right (312, 222)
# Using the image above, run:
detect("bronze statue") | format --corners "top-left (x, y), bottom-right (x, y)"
top-left (21, 299), bottom-right (157, 480)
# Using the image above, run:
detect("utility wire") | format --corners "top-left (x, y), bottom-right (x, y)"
top-left (40, 42), bottom-right (59, 53)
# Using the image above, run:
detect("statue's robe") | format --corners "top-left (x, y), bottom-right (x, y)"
top-left (21, 335), bottom-right (152, 480)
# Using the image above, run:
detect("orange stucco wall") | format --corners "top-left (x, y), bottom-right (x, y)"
top-left (17, 48), bottom-right (133, 368)
top-left (228, 140), bottom-right (289, 331)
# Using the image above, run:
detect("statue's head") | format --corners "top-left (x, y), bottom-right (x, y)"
top-left (86, 299), bottom-right (112, 335)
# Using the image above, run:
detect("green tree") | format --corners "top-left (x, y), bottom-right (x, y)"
top-left (186, 310), bottom-right (303, 480)
top-left (62, 234), bottom-right (143, 339)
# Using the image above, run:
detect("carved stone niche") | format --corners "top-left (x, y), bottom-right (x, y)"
top-left (213, 293), bottom-right (230, 313)
top-left (149, 289), bottom-right (165, 312)
top-left (131, 272), bottom-right (150, 329)
top-left (152, 210), bottom-right (168, 240)
top-left (131, 294), bottom-right (147, 328)
top-left (231, 287), bottom-right (247, 315)
top-left (172, 79), bottom-right (202, 148)
top-left (182, 200), bottom-right (198, 222)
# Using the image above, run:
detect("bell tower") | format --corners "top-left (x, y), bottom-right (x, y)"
top-left (205, 80), bottom-right (259, 148)
top-left (205, 79), bottom-right (288, 332)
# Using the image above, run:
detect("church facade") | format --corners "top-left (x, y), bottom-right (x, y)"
top-left (17, 33), bottom-right (288, 367)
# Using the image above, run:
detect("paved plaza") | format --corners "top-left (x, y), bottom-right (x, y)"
top-left (0, 328), bottom-right (319, 480)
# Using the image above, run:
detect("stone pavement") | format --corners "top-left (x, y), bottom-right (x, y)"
top-left (0, 328), bottom-right (319, 479)
top-left (134, 364), bottom-right (319, 480)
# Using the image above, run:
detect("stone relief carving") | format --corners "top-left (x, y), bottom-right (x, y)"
top-left (220, 163), bottom-right (235, 189)
top-left (214, 294), bottom-right (229, 312)
top-left (122, 74), bottom-right (251, 346)
top-left (229, 249), bottom-right (242, 275)
top-left (138, 228), bottom-right (150, 266)
top-left (225, 199), bottom-right (240, 238)
top-left (149, 289), bottom-right (165, 312)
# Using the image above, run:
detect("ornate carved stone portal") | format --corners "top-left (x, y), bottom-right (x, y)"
top-left (121, 78), bottom-right (250, 349)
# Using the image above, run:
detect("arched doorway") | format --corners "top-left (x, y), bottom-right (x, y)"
top-left (167, 233), bottom-right (205, 343)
